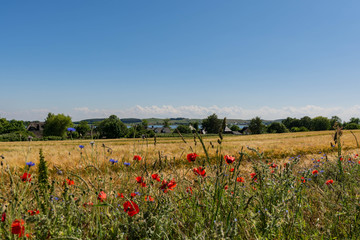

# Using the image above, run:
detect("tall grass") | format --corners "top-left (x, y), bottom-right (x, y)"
top-left (0, 129), bottom-right (359, 239)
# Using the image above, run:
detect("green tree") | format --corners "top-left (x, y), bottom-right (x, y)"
top-left (75, 121), bottom-right (91, 137)
top-left (43, 113), bottom-right (73, 137)
top-left (282, 117), bottom-right (301, 130)
top-left (249, 117), bottom-right (265, 134)
top-left (310, 116), bottom-right (331, 131)
top-left (300, 116), bottom-right (312, 130)
top-left (97, 115), bottom-right (128, 139)
top-left (267, 122), bottom-right (288, 133)
top-left (349, 117), bottom-right (360, 125)
top-left (344, 123), bottom-right (360, 130)
top-left (202, 114), bottom-right (222, 134)
top-left (163, 119), bottom-right (170, 128)
top-left (230, 125), bottom-right (240, 132)
top-left (190, 121), bottom-right (199, 132)
top-left (330, 116), bottom-right (342, 129)
top-left (175, 125), bottom-right (191, 134)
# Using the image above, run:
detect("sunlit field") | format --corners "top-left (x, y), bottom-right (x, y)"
top-left (1, 130), bottom-right (359, 170)
top-left (1, 129), bottom-right (360, 239)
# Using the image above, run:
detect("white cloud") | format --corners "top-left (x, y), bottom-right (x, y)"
top-left (1, 105), bottom-right (359, 121)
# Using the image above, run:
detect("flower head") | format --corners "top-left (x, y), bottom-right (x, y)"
top-left (27, 210), bottom-right (40, 216)
top-left (83, 202), bottom-right (94, 208)
top-left (97, 191), bottom-right (107, 202)
top-left (21, 172), bottom-right (31, 182)
top-left (250, 173), bottom-right (257, 181)
top-left (187, 153), bottom-right (199, 162)
top-left (326, 179), bottom-right (334, 185)
top-left (312, 170), bottom-right (319, 175)
top-left (145, 196), bottom-right (154, 202)
top-left (124, 162), bottom-right (131, 166)
top-left (67, 127), bottom-right (76, 132)
top-left (224, 155), bottom-right (235, 164)
top-left (26, 162), bottom-right (35, 167)
top-left (193, 167), bottom-right (206, 177)
top-left (123, 201), bottom-right (140, 216)
top-left (1, 212), bottom-right (5, 222)
top-left (11, 219), bottom-right (25, 237)
top-left (109, 159), bottom-right (118, 164)
top-left (160, 179), bottom-right (177, 193)
top-left (151, 174), bottom-right (161, 182)
top-left (133, 155), bottom-right (142, 161)
top-left (79, 145), bottom-right (84, 149)
top-left (237, 177), bottom-right (244, 183)
top-left (135, 176), bottom-right (146, 187)
top-left (65, 179), bottom-right (75, 186)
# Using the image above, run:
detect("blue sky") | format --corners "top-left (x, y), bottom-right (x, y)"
top-left (1, 1), bottom-right (359, 121)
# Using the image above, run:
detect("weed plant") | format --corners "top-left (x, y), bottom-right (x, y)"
top-left (0, 129), bottom-right (359, 239)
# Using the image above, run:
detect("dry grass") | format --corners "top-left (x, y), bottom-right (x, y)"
top-left (1, 130), bottom-right (359, 170)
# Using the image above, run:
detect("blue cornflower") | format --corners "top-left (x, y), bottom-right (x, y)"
top-left (135, 191), bottom-right (140, 195)
top-left (79, 145), bottom-right (84, 149)
top-left (124, 162), bottom-right (131, 166)
top-left (109, 159), bottom-right (118, 164)
top-left (234, 218), bottom-right (237, 222)
top-left (67, 127), bottom-right (76, 132)
top-left (320, 170), bottom-right (324, 173)
top-left (26, 162), bottom-right (35, 167)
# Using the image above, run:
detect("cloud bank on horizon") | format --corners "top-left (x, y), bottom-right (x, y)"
top-left (2, 105), bottom-right (359, 122)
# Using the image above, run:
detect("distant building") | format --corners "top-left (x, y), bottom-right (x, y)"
top-left (150, 127), bottom-right (173, 134)
top-left (240, 127), bottom-right (251, 135)
top-left (223, 126), bottom-right (233, 134)
top-left (27, 122), bottom-right (45, 138)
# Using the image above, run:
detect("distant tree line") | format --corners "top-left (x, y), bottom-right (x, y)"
top-left (1, 113), bottom-right (360, 141)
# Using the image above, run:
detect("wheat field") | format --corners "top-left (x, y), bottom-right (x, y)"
top-left (1, 130), bottom-right (359, 170)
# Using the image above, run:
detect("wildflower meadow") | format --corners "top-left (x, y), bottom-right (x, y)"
top-left (0, 128), bottom-right (360, 239)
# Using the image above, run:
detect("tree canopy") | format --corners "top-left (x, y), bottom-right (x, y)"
top-left (202, 114), bottom-right (222, 134)
top-left (97, 115), bottom-right (128, 139)
top-left (43, 113), bottom-right (73, 137)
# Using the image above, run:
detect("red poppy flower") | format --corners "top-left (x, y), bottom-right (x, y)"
top-left (186, 187), bottom-right (193, 194)
top-left (97, 191), bottom-right (107, 202)
top-left (250, 173), bottom-right (257, 181)
top-left (131, 193), bottom-right (137, 197)
top-left (21, 172), bottom-right (31, 182)
top-left (301, 177), bottom-right (306, 183)
top-left (224, 185), bottom-right (228, 190)
top-left (11, 219), bottom-right (25, 237)
top-left (193, 167), bottom-right (206, 177)
top-left (151, 174), bottom-right (161, 182)
top-left (117, 193), bottom-right (124, 198)
top-left (187, 153), bottom-right (199, 162)
top-left (123, 201), bottom-right (140, 216)
top-left (230, 168), bottom-right (235, 172)
top-left (224, 155), bottom-right (235, 164)
top-left (83, 202), bottom-right (94, 207)
top-left (27, 210), bottom-right (39, 216)
top-left (237, 177), bottom-right (244, 183)
top-left (312, 170), bottom-right (318, 175)
top-left (66, 179), bottom-right (75, 185)
top-left (326, 179), bottom-right (334, 185)
top-left (133, 155), bottom-right (142, 161)
top-left (160, 179), bottom-right (177, 193)
top-left (135, 176), bottom-right (146, 187)
top-left (1, 212), bottom-right (5, 222)
top-left (145, 196), bottom-right (154, 202)
top-left (269, 163), bottom-right (277, 168)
